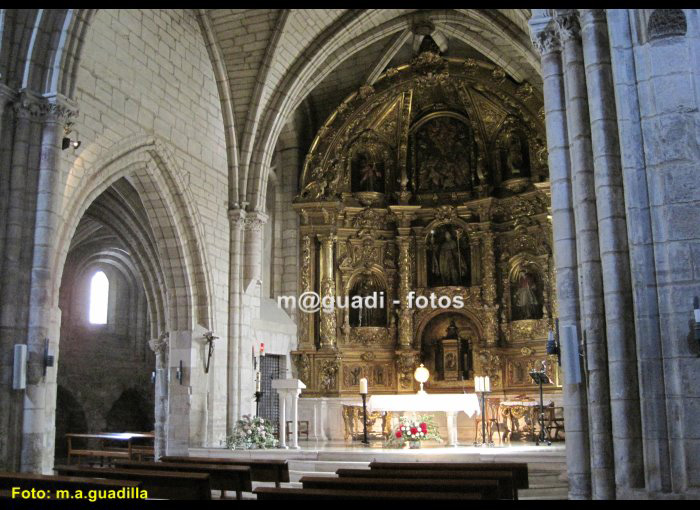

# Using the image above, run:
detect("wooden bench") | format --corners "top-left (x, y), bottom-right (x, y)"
top-left (369, 461), bottom-right (529, 490)
top-left (113, 460), bottom-right (252, 500)
top-left (254, 487), bottom-right (482, 500)
top-left (299, 475), bottom-right (499, 499)
top-left (0, 471), bottom-right (142, 494)
top-left (336, 468), bottom-right (517, 499)
top-left (161, 456), bottom-right (289, 487)
top-left (53, 465), bottom-right (211, 500)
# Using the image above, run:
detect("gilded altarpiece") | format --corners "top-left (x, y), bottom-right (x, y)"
top-left (292, 52), bottom-right (561, 399)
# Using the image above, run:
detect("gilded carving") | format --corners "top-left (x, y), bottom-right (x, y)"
top-left (319, 356), bottom-right (341, 392)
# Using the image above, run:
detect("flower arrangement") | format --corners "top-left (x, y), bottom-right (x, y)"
top-left (384, 414), bottom-right (442, 448)
top-left (224, 415), bottom-right (278, 449)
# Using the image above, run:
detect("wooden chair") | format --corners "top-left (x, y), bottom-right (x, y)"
top-left (285, 420), bottom-right (309, 440)
top-left (545, 403), bottom-right (565, 441)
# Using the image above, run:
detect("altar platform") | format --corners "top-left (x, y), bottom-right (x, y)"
top-left (190, 441), bottom-right (569, 499)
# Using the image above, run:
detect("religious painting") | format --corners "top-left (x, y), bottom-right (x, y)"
top-left (409, 115), bottom-right (475, 193)
top-left (348, 272), bottom-right (387, 327)
top-left (419, 312), bottom-right (476, 382)
top-left (510, 267), bottom-right (544, 321)
top-left (496, 117), bottom-right (531, 182)
top-left (426, 224), bottom-right (470, 287)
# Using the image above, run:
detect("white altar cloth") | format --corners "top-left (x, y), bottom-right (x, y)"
top-left (367, 393), bottom-right (481, 447)
top-left (367, 393), bottom-right (481, 417)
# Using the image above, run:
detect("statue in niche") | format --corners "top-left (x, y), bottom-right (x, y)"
top-left (420, 314), bottom-right (475, 382)
top-left (410, 116), bottom-right (474, 193)
top-left (349, 273), bottom-right (386, 327)
top-left (497, 117), bottom-right (531, 181)
top-left (427, 225), bottom-right (470, 287)
top-left (511, 270), bottom-right (543, 320)
top-left (351, 147), bottom-right (385, 193)
top-left (375, 366), bottom-right (384, 386)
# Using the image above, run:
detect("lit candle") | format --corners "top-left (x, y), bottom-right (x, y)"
top-left (484, 376), bottom-right (490, 393)
top-left (260, 343), bottom-right (265, 357)
top-left (359, 377), bottom-right (368, 395)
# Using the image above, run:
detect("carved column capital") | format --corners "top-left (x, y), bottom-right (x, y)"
top-left (244, 210), bottom-right (268, 231)
top-left (228, 207), bottom-right (247, 228)
top-left (531, 25), bottom-right (561, 56)
top-left (555, 9), bottom-right (581, 42)
top-left (149, 331), bottom-right (169, 356)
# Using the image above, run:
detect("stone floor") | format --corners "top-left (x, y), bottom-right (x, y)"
top-left (191, 440), bottom-right (569, 499)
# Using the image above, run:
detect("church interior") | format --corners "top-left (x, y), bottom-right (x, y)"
top-left (0, 8), bottom-right (699, 501)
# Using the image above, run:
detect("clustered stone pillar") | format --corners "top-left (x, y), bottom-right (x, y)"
top-left (530, 9), bottom-right (648, 499)
top-left (579, 9), bottom-right (644, 493)
top-left (605, 8), bottom-right (671, 493)
top-left (532, 22), bottom-right (592, 500)
top-left (149, 332), bottom-right (170, 460)
top-left (317, 234), bottom-right (337, 350)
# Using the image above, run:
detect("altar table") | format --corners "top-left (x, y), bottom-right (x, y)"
top-left (367, 393), bottom-right (481, 447)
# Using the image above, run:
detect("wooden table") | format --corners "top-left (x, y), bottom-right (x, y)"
top-left (66, 432), bottom-right (155, 465)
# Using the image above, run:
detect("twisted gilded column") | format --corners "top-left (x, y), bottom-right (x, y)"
top-left (318, 233), bottom-right (337, 350)
top-left (579, 9), bottom-right (644, 494)
top-left (555, 9), bottom-right (615, 499)
top-left (531, 18), bottom-right (591, 499)
top-left (298, 234), bottom-right (315, 348)
top-left (396, 235), bottom-right (413, 349)
top-left (481, 231), bottom-right (498, 346)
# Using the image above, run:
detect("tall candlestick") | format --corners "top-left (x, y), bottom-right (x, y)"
top-left (359, 377), bottom-right (368, 395)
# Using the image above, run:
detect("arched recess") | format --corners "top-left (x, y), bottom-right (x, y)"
top-left (53, 135), bottom-right (214, 333)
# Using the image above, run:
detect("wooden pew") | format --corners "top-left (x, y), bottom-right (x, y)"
top-left (369, 461), bottom-right (529, 490)
top-left (299, 475), bottom-right (500, 500)
top-left (113, 460), bottom-right (252, 500)
top-left (53, 465), bottom-right (211, 500)
top-left (0, 472), bottom-right (142, 494)
top-left (254, 487), bottom-right (482, 500)
top-left (161, 456), bottom-right (289, 487)
top-left (336, 468), bottom-right (517, 499)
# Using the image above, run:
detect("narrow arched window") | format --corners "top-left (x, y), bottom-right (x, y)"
top-left (89, 270), bottom-right (109, 324)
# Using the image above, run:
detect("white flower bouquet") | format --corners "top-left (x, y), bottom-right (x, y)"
top-left (224, 415), bottom-right (279, 449)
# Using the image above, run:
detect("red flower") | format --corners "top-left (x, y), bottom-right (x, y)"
top-left (420, 422), bottom-right (427, 432)
top-left (395, 431), bottom-right (402, 438)
top-left (410, 427), bottom-right (418, 435)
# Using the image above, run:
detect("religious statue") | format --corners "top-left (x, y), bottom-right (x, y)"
top-left (349, 366), bottom-right (362, 386)
top-left (349, 274), bottom-right (386, 327)
top-left (428, 227), bottom-right (470, 287)
top-left (512, 272), bottom-right (542, 320)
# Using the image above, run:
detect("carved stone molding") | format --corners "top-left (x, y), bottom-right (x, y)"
top-left (149, 331), bottom-right (169, 356)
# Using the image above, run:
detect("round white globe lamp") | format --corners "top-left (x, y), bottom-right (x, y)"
top-left (414, 364), bottom-right (430, 395)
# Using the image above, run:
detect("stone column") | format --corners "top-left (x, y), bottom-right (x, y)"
top-left (606, 8), bottom-right (671, 493)
top-left (579, 9), bottom-right (644, 494)
top-left (243, 211), bottom-right (268, 286)
top-left (22, 95), bottom-right (78, 473)
top-left (530, 18), bottom-right (592, 499)
top-left (227, 208), bottom-right (246, 431)
top-left (149, 332), bottom-right (169, 460)
top-left (555, 9), bottom-right (615, 499)
top-left (317, 234), bottom-right (337, 350)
